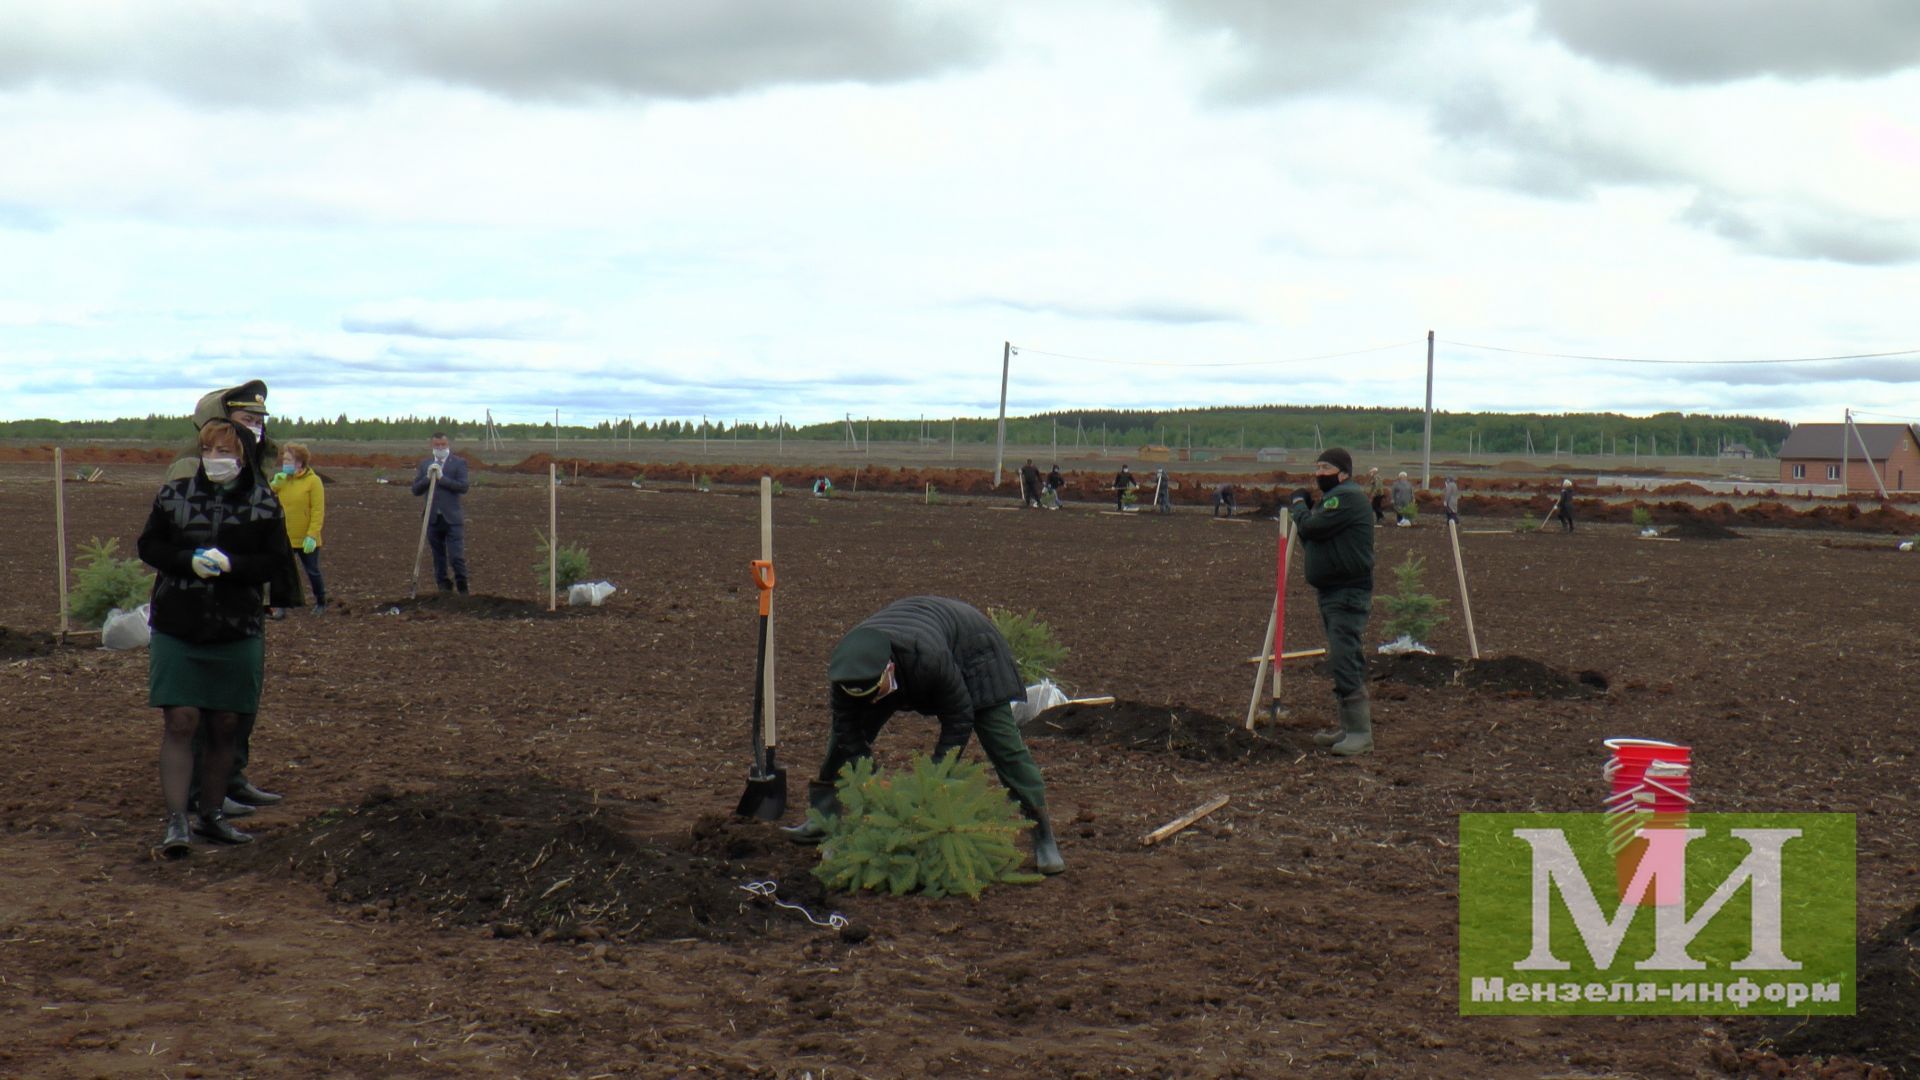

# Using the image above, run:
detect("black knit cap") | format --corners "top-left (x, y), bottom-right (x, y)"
top-left (1316, 447), bottom-right (1353, 475)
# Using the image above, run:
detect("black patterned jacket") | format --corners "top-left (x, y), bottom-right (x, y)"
top-left (138, 469), bottom-right (294, 644)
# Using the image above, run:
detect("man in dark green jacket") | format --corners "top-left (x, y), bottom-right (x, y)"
top-left (1289, 448), bottom-right (1375, 756)
top-left (784, 596), bottom-right (1064, 875)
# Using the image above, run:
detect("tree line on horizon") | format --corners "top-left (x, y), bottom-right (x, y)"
top-left (0, 405), bottom-right (1791, 458)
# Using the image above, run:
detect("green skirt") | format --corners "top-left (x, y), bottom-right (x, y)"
top-left (148, 632), bottom-right (265, 713)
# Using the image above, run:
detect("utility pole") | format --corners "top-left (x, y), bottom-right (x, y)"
top-left (994, 341), bottom-right (1010, 486)
top-left (1421, 329), bottom-right (1434, 487)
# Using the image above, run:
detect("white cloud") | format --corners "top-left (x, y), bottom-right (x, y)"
top-left (0, 0), bottom-right (991, 105)
top-left (341, 300), bottom-right (590, 341)
top-left (3, 2), bottom-right (1919, 429)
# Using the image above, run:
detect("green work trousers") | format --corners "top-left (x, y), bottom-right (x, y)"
top-left (1316, 587), bottom-right (1373, 698)
top-left (819, 702), bottom-right (1048, 814)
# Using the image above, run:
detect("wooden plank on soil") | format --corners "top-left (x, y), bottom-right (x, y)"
top-left (1142, 795), bottom-right (1230, 847)
top-left (1243, 648), bottom-right (1327, 664)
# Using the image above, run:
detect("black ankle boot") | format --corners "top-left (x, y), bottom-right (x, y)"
top-left (161, 812), bottom-right (192, 858)
top-left (782, 780), bottom-right (841, 844)
top-left (194, 809), bottom-right (254, 845)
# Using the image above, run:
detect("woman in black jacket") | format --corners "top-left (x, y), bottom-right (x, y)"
top-left (138, 419), bottom-right (293, 856)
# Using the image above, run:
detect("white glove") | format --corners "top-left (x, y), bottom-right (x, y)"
top-left (427, 463), bottom-right (443, 479)
top-left (191, 552), bottom-right (223, 579)
top-left (202, 547), bottom-right (231, 573)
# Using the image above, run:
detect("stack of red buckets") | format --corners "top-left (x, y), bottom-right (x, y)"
top-left (1602, 738), bottom-right (1693, 906)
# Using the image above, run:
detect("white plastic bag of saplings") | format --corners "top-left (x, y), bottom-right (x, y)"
top-left (1011, 679), bottom-right (1069, 723)
top-left (567, 581), bottom-right (617, 607)
top-left (102, 604), bottom-right (152, 650)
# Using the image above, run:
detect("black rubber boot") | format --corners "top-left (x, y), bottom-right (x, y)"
top-left (1329, 691), bottom-right (1373, 757)
top-left (161, 812), bottom-right (192, 858)
top-left (782, 780), bottom-right (841, 845)
top-left (1023, 805), bottom-right (1066, 876)
top-left (220, 797), bottom-right (256, 818)
top-left (228, 782), bottom-right (281, 806)
top-left (193, 809), bottom-right (254, 845)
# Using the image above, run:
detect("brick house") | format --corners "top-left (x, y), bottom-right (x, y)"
top-left (1777, 423), bottom-right (1920, 492)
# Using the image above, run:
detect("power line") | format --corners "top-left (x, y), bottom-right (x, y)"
top-left (1439, 340), bottom-right (1920, 366)
top-left (1010, 339), bottom-right (1421, 369)
top-left (1849, 409), bottom-right (1920, 423)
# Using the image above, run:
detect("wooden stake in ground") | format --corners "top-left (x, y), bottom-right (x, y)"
top-left (1244, 510), bottom-right (1297, 730)
top-left (1447, 518), bottom-right (1481, 659)
top-left (409, 468), bottom-right (440, 599)
top-left (760, 475), bottom-right (777, 764)
top-left (548, 462), bottom-right (558, 612)
top-left (1141, 795), bottom-right (1230, 846)
top-left (54, 447), bottom-right (69, 638)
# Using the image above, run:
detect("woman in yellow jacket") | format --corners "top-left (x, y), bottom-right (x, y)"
top-left (269, 442), bottom-right (328, 615)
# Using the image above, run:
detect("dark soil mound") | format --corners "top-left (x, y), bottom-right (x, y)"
top-left (1020, 700), bottom-right (1297, 762)
top-left (250, 776), bottom-right (856, 943)
top-left (1368, 654), bottom-right (1606, 699)
top-left (376, 593), bottom-right (570, 620)
top-left (1369, 653), bottom-right (1460, 688)
top-left (0, 627), bottom-right (60, 661)
top-left (1464, 656), bottom-right (1608, 699)
top-left (1668, 519), bottom-right (1744, 541)
top-left (1740, 899), bottom-right (1920, 1078)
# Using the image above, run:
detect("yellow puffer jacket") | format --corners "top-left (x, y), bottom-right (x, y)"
top-left (273, 468), bottom-right (325, 548)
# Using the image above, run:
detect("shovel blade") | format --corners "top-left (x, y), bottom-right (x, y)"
top-left (735, 765), bottom-right (788, 820)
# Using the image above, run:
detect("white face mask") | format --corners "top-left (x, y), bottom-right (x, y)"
top-left (203, 456), bottom-right (241, 483)
top-left (239, 420), bottom-right (264, 442)
top-left (432, 447), bottom-right (450, 463)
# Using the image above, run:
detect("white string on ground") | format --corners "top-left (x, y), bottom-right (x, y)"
top-left (739, 880), bottom-right (848, 929)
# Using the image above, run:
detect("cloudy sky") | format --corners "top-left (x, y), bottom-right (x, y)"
top-left (4, 0), bottom-right (1919, 428)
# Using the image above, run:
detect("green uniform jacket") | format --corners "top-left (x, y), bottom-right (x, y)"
top-left (1293, 479), bottom-right (1375, 592)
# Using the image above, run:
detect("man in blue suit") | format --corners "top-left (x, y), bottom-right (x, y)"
top-left (412, 432), bottom-right (472, 593)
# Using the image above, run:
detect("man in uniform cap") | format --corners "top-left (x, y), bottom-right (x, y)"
top-left (164, 380), bottom-right (302, 813)
top-left (784, 596), bottom-right (1065, 875)
top-left (1288, 447), bottom-right (1376, 756)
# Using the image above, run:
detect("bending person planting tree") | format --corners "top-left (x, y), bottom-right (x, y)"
top-left (784, 596), bottom-right (1065, 875)
top-left (1289, 448), bottom-right (1376, 756)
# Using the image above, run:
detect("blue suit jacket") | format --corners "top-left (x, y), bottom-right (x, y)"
top-left (411, 455), bottom-right (470, 524)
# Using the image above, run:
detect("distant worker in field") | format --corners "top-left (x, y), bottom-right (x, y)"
top-left (784, 596), bottom-right (1065, 876)
top-left (166, 380), bottom-right (296, 817)
top-left (1212, 482), bottom-right (1236, 518)
top-left (1391, 471), bottom-right (1415, 527)
top-left (1112, 464), bottom-right (1137, 511)
top-left (412, 432), bottom-right (471, 594)
top-left (1443, 475), bottom-right (1461, 525)
top-left (1045, 463), bottom-right (1064, 509)
top-left (269, 442), bottom-right (328, 616)
top-left (1152, 467), bottom-right (1172, 513)
top-left (811, 475), bottom-right (833, 497)
top-left (1366, 467), bottom-right (1386, 526)
top-left (1557, 478), bottom-right (1576, 533)
top-left (1019, 458), bottom-right (1043, 509)
top-left (1288, 448), bottom-right (1376, 756)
